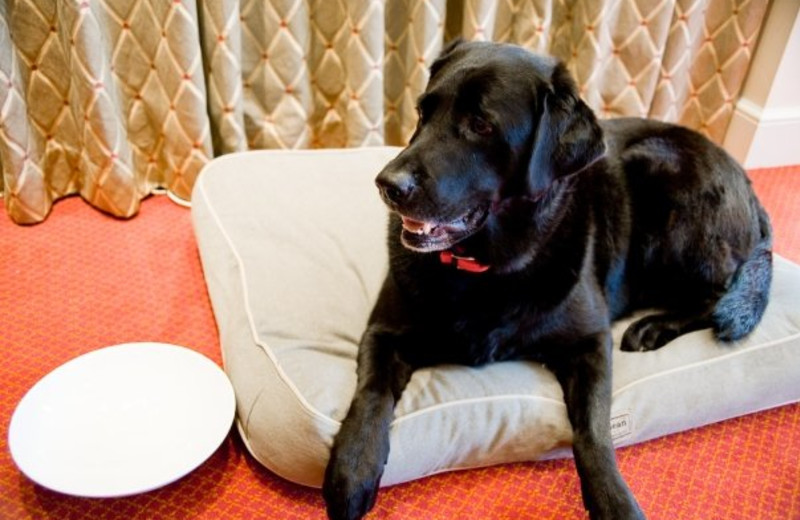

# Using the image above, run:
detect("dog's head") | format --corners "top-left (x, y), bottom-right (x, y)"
top-left (376, 40), bottom-right (605, 254)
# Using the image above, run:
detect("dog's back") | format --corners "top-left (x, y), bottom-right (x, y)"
top-left (599, 118), bottom-right (773, 351)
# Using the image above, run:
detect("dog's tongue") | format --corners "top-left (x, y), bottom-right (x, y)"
top-left (401, 216), bottom-right (434, 235)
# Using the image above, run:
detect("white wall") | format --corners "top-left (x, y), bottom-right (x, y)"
top-left (724, 0), bottom-right (800, 169)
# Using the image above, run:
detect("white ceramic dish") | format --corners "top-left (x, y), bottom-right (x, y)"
top-left (8, 342), bottom-right (236, 498)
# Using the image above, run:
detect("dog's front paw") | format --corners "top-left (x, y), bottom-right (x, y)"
top-left (322, 444), bottom-right (384, 520)
top-left (583, 481), bottom-right (646, 520)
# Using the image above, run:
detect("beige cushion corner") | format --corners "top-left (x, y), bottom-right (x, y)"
top-left (191, 147), bottom-right (800, 488)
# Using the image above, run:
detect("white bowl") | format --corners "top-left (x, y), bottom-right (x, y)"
top-left (8, 342), bottom-right (236, 497)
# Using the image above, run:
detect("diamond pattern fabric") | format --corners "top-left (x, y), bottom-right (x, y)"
top-left (0, 0), bottom-right (768, 224)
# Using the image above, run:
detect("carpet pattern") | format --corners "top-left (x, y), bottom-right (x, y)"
top-left (1, 165), bottom-right (799, 519)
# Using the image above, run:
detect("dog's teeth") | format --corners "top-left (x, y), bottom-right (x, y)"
top-left (402, 216), bottom-right (435, 235)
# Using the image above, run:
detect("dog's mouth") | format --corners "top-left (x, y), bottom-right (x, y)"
top-left (398, 204), bottom-right (489, 252)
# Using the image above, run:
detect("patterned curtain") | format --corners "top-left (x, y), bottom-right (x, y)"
top-left (0, 0), bottom-right (769, 224)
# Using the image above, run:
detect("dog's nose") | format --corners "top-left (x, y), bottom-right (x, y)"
top-left (376, 169), bottom-right (417, 205)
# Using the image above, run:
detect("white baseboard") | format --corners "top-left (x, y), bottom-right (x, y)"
top-left (725, 97), bottom-right (800, 169)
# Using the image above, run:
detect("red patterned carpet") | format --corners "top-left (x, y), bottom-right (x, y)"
top-left (1, 166), bottom-right (799, 519)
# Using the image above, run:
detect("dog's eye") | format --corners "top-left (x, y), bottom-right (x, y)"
top-left (416, 105), bottom-right (430, 127)
top-left (469, 116), bottom-right (493, 136)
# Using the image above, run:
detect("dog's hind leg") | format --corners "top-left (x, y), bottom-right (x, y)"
top-left (620, 310), bottom-right (714, 352)
top-left (623, 203), bottom-right (772, 352)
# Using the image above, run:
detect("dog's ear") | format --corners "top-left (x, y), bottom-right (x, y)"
top-left (528, 62), bottom-right (605, 193)
top-left (429, 38), bottom-right (466, 78)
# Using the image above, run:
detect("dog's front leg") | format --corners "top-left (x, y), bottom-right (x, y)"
top-left (323, 324), bottom-right (413, 520)
top-left (551, 331), bottom-right (645, 520)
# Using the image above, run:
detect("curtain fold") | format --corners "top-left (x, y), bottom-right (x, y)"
top-left (0, 0), bottom-right (769, 224)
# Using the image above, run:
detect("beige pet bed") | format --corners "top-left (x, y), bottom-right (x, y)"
top-left (192, 147), bottom-right (800, 488)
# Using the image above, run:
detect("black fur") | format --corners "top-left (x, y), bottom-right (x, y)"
top-left (322, 41), bottom-right (772, 520)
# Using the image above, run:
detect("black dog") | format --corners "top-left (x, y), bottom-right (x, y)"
top-left (322, 40), bottom-right (772, 520)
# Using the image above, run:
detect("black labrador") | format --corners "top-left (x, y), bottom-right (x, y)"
top-left (322, 40), bottom-right (772, 520)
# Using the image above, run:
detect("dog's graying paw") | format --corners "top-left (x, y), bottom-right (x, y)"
top-left (322, 441), bottom-right (385, 520)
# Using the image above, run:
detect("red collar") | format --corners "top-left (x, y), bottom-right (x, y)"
top-left (439, 250), bottom-right (490, 273)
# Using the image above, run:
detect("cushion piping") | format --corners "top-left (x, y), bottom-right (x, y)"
top-left (196, 170), bottom-right (340, 428)
top-left (611, 330), bottom-right (800, 398)
top-left (394, 394), bottom-right (567, 426)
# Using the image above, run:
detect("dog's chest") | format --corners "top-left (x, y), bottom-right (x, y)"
top-left (418, 281), bottom-right (559, 366)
